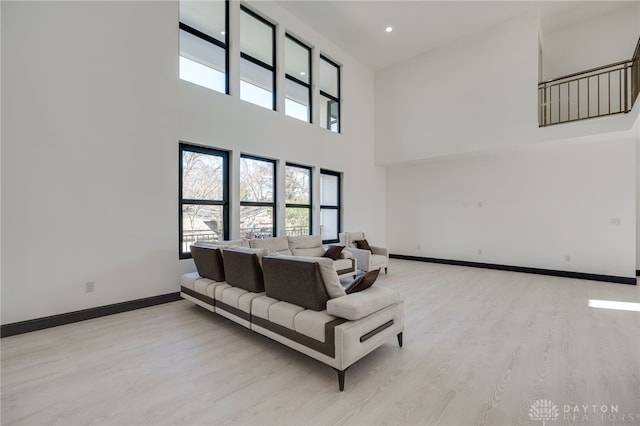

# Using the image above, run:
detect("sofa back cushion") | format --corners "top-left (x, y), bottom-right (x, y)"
top-left (195, 239), bottom-right (249, 248)
top-left (249, 236), bottom-right (292, 255)
top-left (345, 232), bottom-right (365, 248)
top-left (222, 247), bottom-right (267, 292)
top-left (262, 256), bottom-right (330, 310)
top-left (287, 235), bottom-right (325, 257)
top-left (190, 245), bottom-right (225, 282)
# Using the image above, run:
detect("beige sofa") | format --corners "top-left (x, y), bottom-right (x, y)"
top-left (339, 232), bottom-right (389, 273)
top-left (223, 235), bottom-right (357, 278)
top-left (181, 243), bottom-right (404, 390)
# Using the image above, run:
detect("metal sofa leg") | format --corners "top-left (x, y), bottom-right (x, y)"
top-left (335, 368), bottom-right (348, 391)
top-left (385, 266), bottom-right (388, 274)
top-left (397, 332), bottom-right (403, 347)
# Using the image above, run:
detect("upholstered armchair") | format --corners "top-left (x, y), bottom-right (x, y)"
top-left (339, 232), bottom-right (389, 274)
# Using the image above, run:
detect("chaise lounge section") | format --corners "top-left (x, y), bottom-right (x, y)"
top-left (180, 243), bottom-right (403, 390)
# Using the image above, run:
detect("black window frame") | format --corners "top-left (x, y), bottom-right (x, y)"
top-left (239, 5), bottom-right (277, 111)
top-left (284, 34), bottom-right (312, 123)
top-left (240, 154), bottom-right (277, 239)
top-left (179, 143), bottom-right (230, 259)
top-left (319, 54), bottom-right (341, 133)
top-left (178, 0), bottom-right (230, 95)
top-left (319, 168), bottom-right (341, 244)
top-left (285, 163), bottom-right (313, 236)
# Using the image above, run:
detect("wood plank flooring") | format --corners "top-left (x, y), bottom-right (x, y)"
top-left (2, 259), bottom-right (639, 425)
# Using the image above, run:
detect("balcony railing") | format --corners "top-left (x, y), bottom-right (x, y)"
top-left (182, 226), bottom-right (310, 252)
top-left (538, 37), bottom-right (640, 127)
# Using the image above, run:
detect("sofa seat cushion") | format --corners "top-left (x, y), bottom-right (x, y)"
top-left (333, 258), bottom-right (354, 274)
top-left (249, 236), bottom-right (292, 255)
top-left (220, 286), bottom-right (249, 310)
top-left (180, 272), bottom-right (201, 291)
top-left (269, 301), bottom-right (305, 330)
top-left (287, 235), bottom-right (325, 257)
top-left (194, 278), bottom-right (218, 295)
top-left (214, 283), bottom-right (232, 301)
top-left (294, 309), bottom-right (337, 342)
top-left (326, 287), bottom-right (401, 320)
top-left (206, 281), bottom-right (228, 298)
top-left (251, 295), bottom-right (279, 320)
top-left (222, 247), bottom-right (267, 292)
top-left (239, 292), bottom-right (265, 313)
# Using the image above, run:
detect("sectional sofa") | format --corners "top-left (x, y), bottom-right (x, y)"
top-left (180, 242), bottom-right (404, 390)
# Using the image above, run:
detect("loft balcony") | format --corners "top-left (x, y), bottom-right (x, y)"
top-left (538, 37), bottom-right (640, 127)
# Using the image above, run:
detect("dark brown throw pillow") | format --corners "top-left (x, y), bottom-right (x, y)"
top-left (190, 245), bottom-right (225, 282)
top-left (345, 268), bottom-right (380, 294)
top-left (323, 245), bottom-right (344, 260)
top-left (355, 239), bottom-right (372, 251)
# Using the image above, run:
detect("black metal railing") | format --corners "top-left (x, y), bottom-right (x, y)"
top-left (182, 225), bottom-right (310, 252)
top-left (538, 37), bottom-right (640, 127)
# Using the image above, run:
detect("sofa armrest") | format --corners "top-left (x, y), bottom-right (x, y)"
top-left (343, 246), bottom-right (371, 268)
top-left (370, 246), bottom-right (389, 257)
top-left (326, 287), bottom-right (401, 320)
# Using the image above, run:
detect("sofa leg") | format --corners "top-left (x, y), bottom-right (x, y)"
top-left (385, 267), bottom-right (388, 274)
top-left (397, 332), bottom-right (403, 347)
top-left (335, 368), bottom-right (347, 391)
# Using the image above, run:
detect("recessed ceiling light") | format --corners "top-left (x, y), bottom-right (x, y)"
top-left (385, 26), bottom-right (393, 33)
top-left (300, 71), bottom-right (306, 76)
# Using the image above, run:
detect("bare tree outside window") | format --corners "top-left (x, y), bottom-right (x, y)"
top-left (179, 145), bottom-right (228, 257)
top-left (285, 164), bottom-right (311, 236)
top-left (240, 156), bottom-right (275, 239)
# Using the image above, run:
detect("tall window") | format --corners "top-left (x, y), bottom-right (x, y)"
top-left (285, 35), bottom-right (311, 122)
top-left (240, 155), bottom-right (276, 239)
top-left (319, 55), bottom-right (340, 133)
top-left (179, 144), bottom-right (229, 258)
top-left (285, 164), bottom-right (312, 236)
top-left (320, 169), bottom-right (341, 243)
top-left (179, 0), bottom-right (228, 94)
top-left (240, 6), bottom-right (276, 110)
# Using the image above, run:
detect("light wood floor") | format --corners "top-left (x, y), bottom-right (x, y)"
top-left (2, 259), bottom-right (640, 426)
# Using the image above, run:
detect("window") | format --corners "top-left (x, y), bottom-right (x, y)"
top-left (179, 144), bottom-right (229, 258)
top-left (240, 155), bottom-right (276, 239)
top-left (285, 164), bottom-right (312, 236)
top-left (179, 0), bottom-right (228, 94)
top-left (285, 35), bottom-right (311, 122)
top-left (240, 7), bottom-right (276, 110)
top-left (319, 55), bottom-right (340, 133)
top-left (320, 169), bottom-right (341, 243)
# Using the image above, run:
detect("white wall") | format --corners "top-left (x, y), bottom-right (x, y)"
top-left (375, 12), bottom-right (540, 164)
top-left (1, 1), bottom-right (384, 324)
top-left (542, 2), bottom-right (640, 81)
top-left (387, 136), bottom-right (636, 278)
top-left (377, 8), bottom-right (638, 279)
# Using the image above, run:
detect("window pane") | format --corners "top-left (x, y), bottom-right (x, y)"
top-left (240, 58), bottom-right (273, 110)
top-left (182, 150), bottom-right (224, 200)
top-left (180, 0), bottom-right (225, 43)
top-left (320, 173), bottom-right (338, 206)
top-left (286, 207), bottom-right (310, 237)
top-left (240, 206), bottom-right (274, 239)
top-left (320, 209), bottom-right (338, 241)
top-left (240, 9), bottom-right (273, 65)
top-left (240, 157), bottom-right (274, 202)
top-left (285, 37), bottom-right (310, 84)
top-left (180, 30), bottom-right (226, 93)
top-left (285, 165), bottom-right (310, 204)
top-left (285, 79), bottom-right (309, 122)
top-left (319, 94), bottom-right (339, 132)
top-left (319, 57), bottom-right (338, 97)
top-left (182, 204), bottom-right (224, 253)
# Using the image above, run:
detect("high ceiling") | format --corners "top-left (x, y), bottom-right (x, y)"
top-left (276, 1), bottom-right (634, 70)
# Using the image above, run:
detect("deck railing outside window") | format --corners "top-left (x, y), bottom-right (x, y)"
top-left (538, 37), bottom-right (640, 127)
